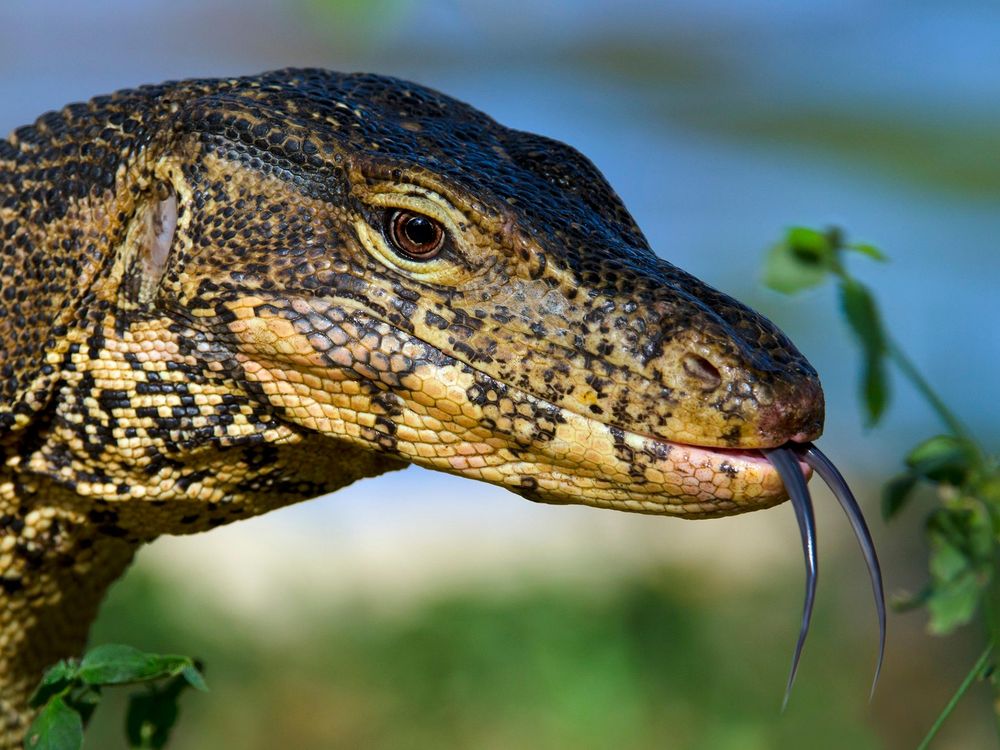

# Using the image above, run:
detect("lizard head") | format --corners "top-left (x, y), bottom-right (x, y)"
top-left (137, 69), bottom-right (824, 519)
top-left (0, 70), bottom-right (881, 709)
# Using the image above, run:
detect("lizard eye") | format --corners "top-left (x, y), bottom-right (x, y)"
top-left (386, 210), bottom-right (445, 260)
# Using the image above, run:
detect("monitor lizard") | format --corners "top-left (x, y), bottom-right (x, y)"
top-left (0, 69), bottom-right (882, 744)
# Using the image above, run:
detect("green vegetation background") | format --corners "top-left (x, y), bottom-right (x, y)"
top-left (86, 566), bottom-right (888, 749)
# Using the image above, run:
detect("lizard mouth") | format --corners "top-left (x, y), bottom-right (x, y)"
top-left (232, 298), bottom-right (883, 701)
top-left (654, 436), bottom-right (886, 705)
top-left (502, 395), bottom-right (884, 703)
top-left (579, 426), bottom-right (885, 705)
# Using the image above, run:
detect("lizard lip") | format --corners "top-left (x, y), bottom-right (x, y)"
top-left (536, 404), bottom-right (814, 517)
top-left (620, 428), bottom-right (812, 479)
top-left (660, 440), bottom-right (814, 494)
top-left (680, 444), bottom-right (811, 475)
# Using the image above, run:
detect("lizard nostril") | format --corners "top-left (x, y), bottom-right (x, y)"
top-left (682, 354), bottom-right (722, 390)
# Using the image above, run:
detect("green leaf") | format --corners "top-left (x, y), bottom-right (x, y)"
top-left (928, 531), bottom-right (970, 582)
top-left (762, 227), bottom-right (838, 294)
top-left (126, 691), bottom-right (180, 749)
top-left (924, 510), bottom-right (991, 635)
top-left (23, 696), bottom-right (84, 750)
top-left (891, 585), bottom-right (932, 613)
top-left (861, 354), bottom-right (889, 425)
top-left (927, 571), bottom-right (981, 635)
top-left (125, 674), bottom-right (193, 749)
top-left (905, 435), bottom-right (976, 486)
top-left (786, 226), bottom-right (833, 258)
top-left (29, 661), bottom-right (78, 708)
top-left (847, 242), bottom-right (888, 262)
top-left (67, 687), bottom-right (101, 728)
top-left (78, 645), bottom-right (192, 686)
top-left (882, 474), bottom-right (919, 520)
top-left (180, 664), bottom-right (208, 692)
top-left (908, 434), bottom-right (963, 465)
top-left (838, 278), bottom-right (890, 424)
top-left (978, 471), bottom-right (1000, 505)
top-left (839, 278), bottom-right (886, 355)
top-left (967, 506), bottom-right (995, 565)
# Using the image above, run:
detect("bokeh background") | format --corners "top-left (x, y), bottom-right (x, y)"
top-left (2, 1), bottom-right (999, 747)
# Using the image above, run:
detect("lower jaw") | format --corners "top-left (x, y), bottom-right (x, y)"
top-left (499, 421), bottom-right (810, 519)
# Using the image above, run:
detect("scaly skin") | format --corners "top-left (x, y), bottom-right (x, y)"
top-left (0, 69), bottom-right (823, 743)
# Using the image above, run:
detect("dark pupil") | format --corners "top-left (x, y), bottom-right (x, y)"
top-left (403, 216), bottom-right (437, 247)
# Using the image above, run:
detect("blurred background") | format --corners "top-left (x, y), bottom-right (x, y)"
top-left (2, 1), bottom-right (999, 747)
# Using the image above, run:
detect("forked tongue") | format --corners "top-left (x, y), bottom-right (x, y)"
top-left (763, 443), bottom-right (886, 710)
top-left (764, 446), bottom-right (817, 710)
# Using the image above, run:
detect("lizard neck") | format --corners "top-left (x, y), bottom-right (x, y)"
top-left (0, 465), bottom-right (137, 746)
top-left (0, 388), bottom-right (405, 745)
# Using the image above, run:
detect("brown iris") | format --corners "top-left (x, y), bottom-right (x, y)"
top-left (386, 210), bottom-right (445, 260)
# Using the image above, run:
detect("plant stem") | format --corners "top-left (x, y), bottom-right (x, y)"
top-left (986, 536), bottom-right (1000, 740)
top-left (917, 642), bottom-right (994, 750)
top-left (886, 339), bottom-right (972, 442)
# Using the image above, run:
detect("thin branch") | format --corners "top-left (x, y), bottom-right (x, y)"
top-left (916, 642), bottom-right (994, 750)
top-left (886, 339), bottom-right (973, 443)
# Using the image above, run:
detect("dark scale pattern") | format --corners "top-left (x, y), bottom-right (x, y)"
top-left (0, 69), bottom-right (825, 745)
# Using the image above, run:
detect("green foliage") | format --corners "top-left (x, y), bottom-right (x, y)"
top-left (125, 672), bottom-right (199, 749)
top-left (83, 568), bottom-right (884, 750)
top-left (76, 645), bottom-right (206, 690)
top-left (885, 433), bottom-right (995, 638)
top-left (25, 645), bottom-right (206, 750)
top-left (838, 278), bottom-right (888, 424)
top-left (764, 226), bottom-right (889, 424)
top-left (764, 225), bottom-right (1000, 742)
top-left (762, 227), bottom-right (837, 293)
top-left (25, 697), bottom-right (83, 750)
top-left (923, 502), bottom-right (992, 634)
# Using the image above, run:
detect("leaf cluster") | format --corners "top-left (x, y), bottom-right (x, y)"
top-left (25, 644), bottom-right (206, 750)
top-left (886, 435), bottom-right (998, 633)
top-left (764, 226), bottom-right (888, 423)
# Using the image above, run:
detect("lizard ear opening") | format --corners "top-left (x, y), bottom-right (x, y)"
top-left (143, 191), bottom-right (177, 296)
top-left (121, 187), bottom-right (177, 305)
